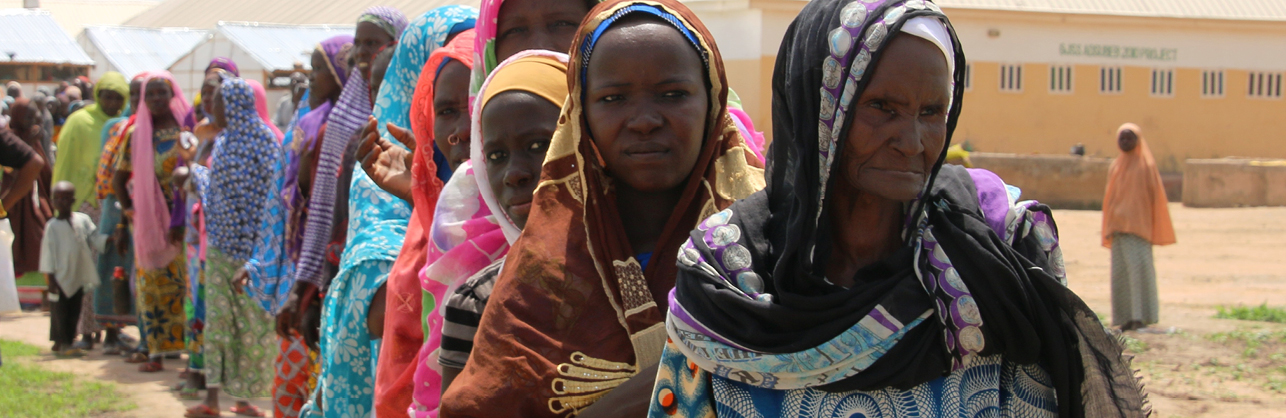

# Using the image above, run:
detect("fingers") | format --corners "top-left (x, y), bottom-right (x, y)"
top-left (387, 122), bottom-right (415, 150)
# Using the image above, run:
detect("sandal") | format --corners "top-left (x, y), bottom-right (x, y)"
top-left (55, 348), bottom-right (87, 358)
top-left (125, 352), bottom-right (149, 363)
top-left (230, 404), bottom-right (266, 417)
top-left (103, 344), bottom-right (122, 356)
top-left (138, 361), bottom-right (164, 373)
top-left (184, 404), bottom-right (220, 418)
top-left (171, 381), bottom-right (187, 392)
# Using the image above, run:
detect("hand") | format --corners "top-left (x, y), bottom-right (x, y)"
top-left (168, 226), bottom-right (185, 246)
top-left (276, 292), bottom-right (300, 338)
top-left (300, 298), bottom-right (321, 351)
top-left (113, 223), bottom-right (130, 255)
top-left (232, 268), bottom-right (249, 295)
top-left (46, 274), bottom-right (60, 295)
top-left (357, 118), bottom-right (414, 202)
top-left (121, 208), bottom-right (135, 220)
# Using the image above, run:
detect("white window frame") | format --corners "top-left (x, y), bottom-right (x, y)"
top-left (1048, 64), bottom-right (1074, 94)
top-left (999, 63), bottom-right (1023, 93)
top-left (1099, 66), bottom-right (1123, 94)
top-left (1200, 69), bottom-right (1225, 98)
top-left (1247, 71), bottom-right (1283, 99)
top-left (1150, 68), bottom-right (1174, 98)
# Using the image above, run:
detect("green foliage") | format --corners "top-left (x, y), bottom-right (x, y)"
top-left (0, 339), bottom-right (136, 417)
top-left (1216, 303), bottom-right (1286, 324)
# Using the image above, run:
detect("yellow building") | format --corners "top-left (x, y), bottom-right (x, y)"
top-left (689, 0), bottom-right (1286, 173)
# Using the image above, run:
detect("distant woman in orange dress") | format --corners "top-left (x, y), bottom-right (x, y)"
top-left (1103, 123), bottom-right (1175, 331)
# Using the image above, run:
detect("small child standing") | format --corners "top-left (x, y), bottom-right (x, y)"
top-left (41, 181), bottom-right (99, 357)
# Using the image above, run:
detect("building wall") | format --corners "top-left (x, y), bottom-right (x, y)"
top-left (694, 3), bottom-right (1286, 170)
top-left (949, 9), bottom-right (1286, 173)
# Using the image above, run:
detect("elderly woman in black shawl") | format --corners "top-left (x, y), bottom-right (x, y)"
top-left (647, 0), bottom-right (1147, 417)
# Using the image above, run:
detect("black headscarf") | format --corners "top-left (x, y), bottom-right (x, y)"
top-left (669, 0), bottom-right (1147, 416)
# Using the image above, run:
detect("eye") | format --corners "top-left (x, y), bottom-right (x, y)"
top-left (919, 105), bottom-right (945, 117)
top-left (552, 20), bottom-right (577, 28)
top-left (599, 94), bottom-right (624, 103)
top-left (528, 140), bottom-right (549, 151)
top-left (436, 107), bottom-right (457, 117)
top-left (500, 26), bottom-right (527, 39)
top-left (661, 89), bottom-right (693, 100)
top-left (868, 100), bottom-right (895, 115)
top-left (487, 150), bottom-right (508, 162)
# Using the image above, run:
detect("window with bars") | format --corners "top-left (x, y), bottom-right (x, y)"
top-left (1201, 70), bottom-right (1225, 98)
top-left (1248, 71), bottom-right (1283, 99)
top-left (1049, 65), bottom-right (1073, 93)
top-left (1150, 69), bottom-right (1174, 97)
top-left (963, 63), bottom-right (972, 90)
top-left (1100, 66), bottom-right (1123, 93)
top-left (999, 64), bottom-right (1022, 92)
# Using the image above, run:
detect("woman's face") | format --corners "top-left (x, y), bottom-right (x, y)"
top-left (1118, 129), bottom-right (1138, 152)
top-left (837, 35), bottom-right (950, 202)
top-left (432, 60), bottom-right (472, 171)
top-left (210, 85), bottom-right (227, 129)
top-left (128, 79), bottom-right (143, 110)
top-left (144, 79), bottom-right (174, 118)
top-left (368, 49), bottom-right (394, 105)
top-left (354, 21), bottom-right (394, 81)
top-left (494, 0), bottom-right (589, 61)
top-left (98, 89), bottom-right (125, 117)
top-left (481, 91), bottom-right (560, 229)
top-left (584, 20), bottom-right (708, 194)
top-left (201, 72), bottom-right (222, 117)
top-left (309, 49), bottom-right (340, 108)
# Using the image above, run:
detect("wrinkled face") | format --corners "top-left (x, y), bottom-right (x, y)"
top-left (481, 91), bottom-right (560, 229)
top-left (128, 79), bottom-right (143, 110)
top-left (309, 49), bottom-right (341, 109)
top-left (201, 72), bottom-right (222, 116)
top-left (1118, 129), bottom-right (1138, 152)
top-left (432, 60), bottom-right (472, 171)
top-left (354, 21), bottom-right (394, 81)
top-left (145, 79), bottom-right (174, 119)
top-left (98, 89), bottom-right (125, 117)
top-left (494, 0), bottom-right (589, 61)
top-left (368, 49), bottom-right (394, 105)
top-left (837, 35), bottom-right (950, 202)
top-left (584, 19), bottom-right (708, 193)
top-left (210, 84), bottom-right (227, 129)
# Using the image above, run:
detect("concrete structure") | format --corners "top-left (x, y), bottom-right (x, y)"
top-left (970, 152), bottom-right (1111, 209)
top-left (0, 9), bottom-right (93, 96)
top-left (1183, 158), bottom-right (1286, 208)
top-left (683, 0), bottom-right (1286, 177)
top-left (78, 25), bottom-right (209, 81)
top-left (168, 22), bottom-right (353, 112)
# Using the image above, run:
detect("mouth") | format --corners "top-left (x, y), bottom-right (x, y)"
top-left (623, 143), bottom-right (671, 160)
top-left (507, 199), bottom-right (533, 219)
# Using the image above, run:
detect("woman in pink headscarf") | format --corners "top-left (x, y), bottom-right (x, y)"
top-left (110, 71), bottom-right (193, 373)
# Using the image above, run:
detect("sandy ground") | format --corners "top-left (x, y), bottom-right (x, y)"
top-left (1, 203), bottom-right (1283, 417)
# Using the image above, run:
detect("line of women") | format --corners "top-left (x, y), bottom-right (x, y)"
top-left (73, 0), bottom-right (1150, 416)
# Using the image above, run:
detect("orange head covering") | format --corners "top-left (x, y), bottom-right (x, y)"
top-left (1102, 123), bottom-right (1176, 247)
top-left (410, 29), bottom-right (476, 228)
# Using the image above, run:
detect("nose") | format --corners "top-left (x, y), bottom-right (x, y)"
top-left (531, 30), bottom-right (558, 54)
top-left (503, 159), bottom-right (534, 188)
top-left (888, 117), bottom-right (926, 157)
top-left (625, 107), bottom-right (663, 135)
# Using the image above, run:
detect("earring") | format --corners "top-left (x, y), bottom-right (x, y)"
top-left (448, 134), bottom-right (461, 145)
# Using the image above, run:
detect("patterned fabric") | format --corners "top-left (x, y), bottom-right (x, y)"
top-left (183, 191), bottom-right (206, 371)
top-left (77, 291), bottom-right (103, 335)
top-left (95, 112), bottom-right (133, 199)
top-left (203, 247), bottom-right (277, 398)
top-left (93, 195), bottom-right (136, 327)
top-left (305, 247), bottom-right (394, 418)
top-left (126, 72), bottom-right (190, 270)
top-left (371, 9), bottom-right (477, 418)
top-left (205, 78), bottom-right (281, 261)
top-left (275, 333), bottom-right (317, 418)
top-left (1110, 233), bottom-right (1158, 327)
top-left (440, 1), bottom-right (765, 416)
top-left (243, 129), bottom-right (298, 314)
top-left (650, 341), bottom-right (1057, 418)
top-left (205, 57), bottom-right (240, 77)
top-left (135, 256), bottom-right (187, 355)
top-left (437, 259), bottom-right (501, 369)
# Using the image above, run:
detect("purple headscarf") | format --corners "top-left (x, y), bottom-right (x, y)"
top-left (284, 35), bottom-right (353, 260)
top-left (205, 57), bottom-right (240, 77)
top-left (358, 6), bottom-right (410, 41)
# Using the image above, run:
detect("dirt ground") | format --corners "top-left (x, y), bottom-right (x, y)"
top-left (1, 203), bottom-right (1283, 417)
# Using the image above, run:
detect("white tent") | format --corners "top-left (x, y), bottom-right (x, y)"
top-left (78, 25), bottom-right (209, 81)
top-left (169, 21), bottom-right (352, 112)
